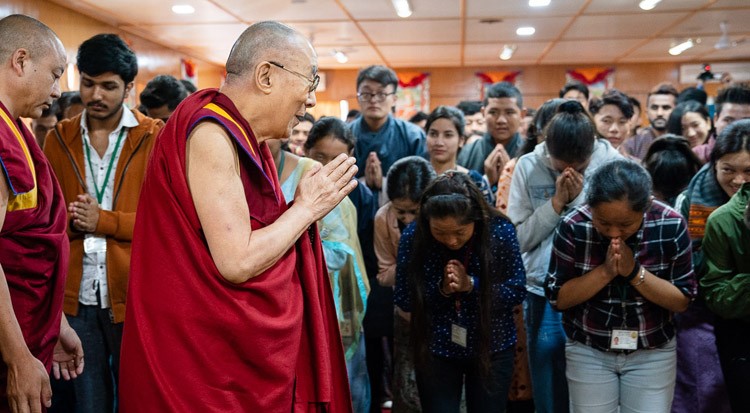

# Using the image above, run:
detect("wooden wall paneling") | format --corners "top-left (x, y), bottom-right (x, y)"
top-left (315, 61), bottom-right (735, 121)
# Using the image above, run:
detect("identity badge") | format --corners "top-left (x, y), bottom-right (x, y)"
top-left (451, 323), bottom-right (467, 348)
top-left (610, 329), bottom-right (638, 350)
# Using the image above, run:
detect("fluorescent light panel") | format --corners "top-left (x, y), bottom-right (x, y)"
top-left (529, 0), bottom-right (551, 7)
top-left (669, 39), bottom-right (695, 56)
top-left (172, 4), bottom-right (195, 14)
top-left (516, 27), bottom-right (535, 36)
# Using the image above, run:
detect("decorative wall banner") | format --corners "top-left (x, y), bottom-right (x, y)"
top-left (475, 71), bottom-right (523, 100)
top-left (395, 72), bottom-right (430, 120)
top-left (181, 58), bottom-right (197, 87)
top-left (565, 67), bottom-right (615, 98)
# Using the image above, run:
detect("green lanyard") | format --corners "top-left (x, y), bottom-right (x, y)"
top-left (84, 128), bottom-right (126, 204)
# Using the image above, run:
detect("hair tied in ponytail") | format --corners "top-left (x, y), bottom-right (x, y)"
top-left (558, 100), bottom-right (585, 115)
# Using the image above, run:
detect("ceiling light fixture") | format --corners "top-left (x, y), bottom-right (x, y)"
top-left (171, 4), bottom-right (195, 14)
top-left (499, 44), bottom-right (517, 60)
top-left (391, 0), bottom-right (413, 18)
top-left (516, 26), bottom-right (535, 36)
top-left (669, 39), bottom-right (695, 56)
top-left (639, 0), bottom-right (661, 11)
top-left (333, 50), bottom-right (349, 64)
top-left (529, 0), bottom-right (551, 7)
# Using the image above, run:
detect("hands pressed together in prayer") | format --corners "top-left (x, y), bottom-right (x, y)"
top-left (68, 194), bottom-right (100, 233)
top-left (364, 152), bottom-right (382, 190)
top-left (484, 144), bottom-right (510, 186)
top-left (295, 153), bottom-right (358, 224)
top-left (604, 238), bottom-right (637, 280)
top-left (551, 167), bottom-right (583, 214)
top-left (441, 259), bottom-right (473, 295)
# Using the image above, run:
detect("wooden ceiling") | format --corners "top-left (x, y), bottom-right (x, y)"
top-left (45, 0), bottom-right (750, 69)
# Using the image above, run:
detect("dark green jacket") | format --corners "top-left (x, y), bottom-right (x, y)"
top-left (701, 182), bottom-right (750, 322)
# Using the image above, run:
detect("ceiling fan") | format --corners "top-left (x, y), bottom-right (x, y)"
top-left (715, 21), bottom-right (747, 50)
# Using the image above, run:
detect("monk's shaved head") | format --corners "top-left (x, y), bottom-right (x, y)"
top-left (0, 14), bottom-right (61, 61)
top-left (225, 21), bottom-right (308, 79)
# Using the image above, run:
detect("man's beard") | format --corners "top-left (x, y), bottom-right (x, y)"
top-left (651, 118), bottom-right (667, 131)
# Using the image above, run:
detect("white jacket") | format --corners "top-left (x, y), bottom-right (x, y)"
top-left (507, 139), bottom-right (622, 296)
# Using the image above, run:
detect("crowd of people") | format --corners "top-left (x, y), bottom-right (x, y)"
top-left (0, 12), bottom-right (749, 413)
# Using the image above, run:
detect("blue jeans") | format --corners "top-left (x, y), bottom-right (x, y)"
top-left (524, 294), bottom-right (568, 413)
top-left (66, 305), bottom-right (123, 413)
top-left (565, 339), bottom-right (677, 413)
top-left (415, 348), bottom-right (514, 413)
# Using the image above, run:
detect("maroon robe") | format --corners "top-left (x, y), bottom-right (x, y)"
top-left (119, 89), bottom-right (352, 412)
top-left (0, 100), bottom-right (68, 407)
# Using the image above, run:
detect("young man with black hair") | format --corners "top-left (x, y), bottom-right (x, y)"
top-left (458, 81), bottom-right (525, 188)
top-left (43, 33), bottom-right (162, 413)
top-left (559, 80), bottom-right (590, 111)
top-left (31, 99), bottom-right (58, 147)
top-left (349, 65), bottom-right (425, 198)
top-left (456, 100), bottom-right (486, 145)
top-left (622, 83), bottom-right (678, 160)
top-left (287, 111), bottom-right (315, 155)
top-left (139, 74), bottom-right (188, 122)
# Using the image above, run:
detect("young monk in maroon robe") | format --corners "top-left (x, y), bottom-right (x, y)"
top-left (119, 21), bottom-right (356, 413)
top-left (0, 14), bottom-right (84, 413)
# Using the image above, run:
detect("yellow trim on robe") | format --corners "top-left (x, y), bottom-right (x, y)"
top-left (202, 103), bottom-right (257, 158)
top-left (0, 109), bottom-right (37, 211)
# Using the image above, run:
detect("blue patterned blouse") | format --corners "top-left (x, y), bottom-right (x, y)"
top-left (394, 216), bottom-right (526, 358)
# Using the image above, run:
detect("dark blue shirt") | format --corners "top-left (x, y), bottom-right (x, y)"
top-left (349, 115), bottom-right (426, 178)
top-left (394, 216), bottom-right (527, 358)
top-left (457, 132), bottom-right (522, 174)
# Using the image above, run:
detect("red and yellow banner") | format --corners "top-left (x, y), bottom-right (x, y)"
top-left (475, 71), bottom-right (522, 85)
top-left (565, 67), bottom-right (614, 86)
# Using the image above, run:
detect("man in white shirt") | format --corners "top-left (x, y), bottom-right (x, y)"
top-left (43, 33), bottom-right (163, 413)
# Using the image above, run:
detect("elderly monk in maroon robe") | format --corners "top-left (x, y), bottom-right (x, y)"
top-left (0, 14), bottom-right (84, 413)
top-left (119, 21), bottom-right (356, 413)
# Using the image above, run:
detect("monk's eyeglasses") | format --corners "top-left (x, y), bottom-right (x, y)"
top-left (268, 61), bottom-right (320, 93)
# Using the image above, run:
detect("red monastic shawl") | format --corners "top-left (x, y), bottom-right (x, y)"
top-left (0, 100), bottom-right (68, 400)
top-left (119, 89), bottom-right (352, 412)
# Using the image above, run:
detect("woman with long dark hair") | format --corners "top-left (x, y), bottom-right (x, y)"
top-left (666, 100), bottom-right (713, 163)
top-left (394, 172), bottom-right (526, 412)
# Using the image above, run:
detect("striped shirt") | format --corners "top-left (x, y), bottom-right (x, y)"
top-left (545, 200), bottom-right (697, 352)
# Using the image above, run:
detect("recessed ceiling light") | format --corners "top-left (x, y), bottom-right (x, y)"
top-left (333, 50), bottom-right (349, 64)
top-left (172, 4), bottom-right (195, 15)
top-left (529, 0), bottom-right (551, 7)
top-left (499, 45), bottom-right (517, 60)
top-left (639, 0), bottom-right (661, 11)
top-left (516, 27), bottom-right (535, 36)
top-left (391, 0), bottom-right (413, 18)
